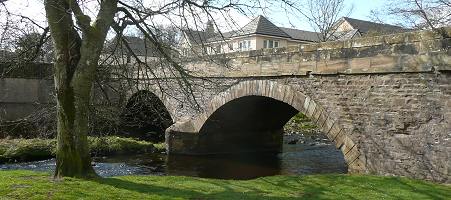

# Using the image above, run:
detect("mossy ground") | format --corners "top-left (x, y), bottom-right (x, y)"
top-left (0, 170), bottom-right (449, 199)
top-left (0, 137), bottom-right (164, 163)
top-left (284, 113), bottom-right (318, 134)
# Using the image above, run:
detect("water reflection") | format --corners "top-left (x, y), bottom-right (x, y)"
top-left (166, 153), bottom-right (281, 179)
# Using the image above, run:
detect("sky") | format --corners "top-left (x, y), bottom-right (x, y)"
top-left (265, 0), bottom-right (386, 31)
top-left (0, 0), bottom-right (387, 34)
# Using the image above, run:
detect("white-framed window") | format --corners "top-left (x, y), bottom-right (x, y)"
top-left (263, 40), bottom-right (279, 48)
top-left (238, 40), bottom-right (251, 51)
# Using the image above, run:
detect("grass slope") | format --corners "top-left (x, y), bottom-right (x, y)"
top-left (0, 170), bottom-right (449, 199)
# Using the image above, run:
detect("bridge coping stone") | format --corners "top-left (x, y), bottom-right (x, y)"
top-left (179, 28), bottom-right (450, 78)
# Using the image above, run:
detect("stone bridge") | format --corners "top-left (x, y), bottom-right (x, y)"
top-left (152, 28), bottom-right (450, 183)
top-left (1, 28), bottom-right (450, 182)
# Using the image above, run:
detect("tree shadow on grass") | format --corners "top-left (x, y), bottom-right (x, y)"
top-left (93, 177), bottom-right (205, 199)
top-left (92, 176), bottom-right (332, 199)
top-left (93, 175), bottom-right (451, 200)
top-left (388, 176), bottom-right (451, 200)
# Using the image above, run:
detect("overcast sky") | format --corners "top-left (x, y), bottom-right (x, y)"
top-left (1, 0), bottom-right (386, 34)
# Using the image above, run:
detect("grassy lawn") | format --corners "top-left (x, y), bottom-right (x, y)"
top-left (0, 170), bottom-right (449, 199)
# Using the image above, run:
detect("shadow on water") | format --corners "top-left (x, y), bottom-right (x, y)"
top-left (164, 140), bottom-right (347, 180)
top-left (165, 153), bottom-right (282, 180)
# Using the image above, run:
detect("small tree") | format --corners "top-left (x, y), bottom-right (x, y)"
top-left (305, 0), bottom-right (353, 41)
top-left (280, 0), bottom-right (353, 41)
top-left (371, 0), bottom-right (451, 30)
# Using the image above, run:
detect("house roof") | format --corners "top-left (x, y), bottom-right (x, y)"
top-left (106, 36), bottom-right (161, 57)
top-left (205, 31), bottom-right (235, 43)
top-left (341, 17), bottom-right (406, 35)
top-left (234, 15), bottom-right (291, 38)
top-left (329, 29), bottom-right (361, 41)
top-left (279, 27), bottom-right (322, 42)
top-left (183, 30), bottom-right (210, 45)
top-left (183, 15), bottom-right (322, 45)
top-left (183, 15), bottom-right (340, 45)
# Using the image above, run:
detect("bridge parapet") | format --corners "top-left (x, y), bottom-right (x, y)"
top-left (183, 28), bottom-right (450, 77)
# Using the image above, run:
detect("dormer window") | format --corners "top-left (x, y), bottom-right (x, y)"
top-left (263, 40), bottom-right (279, 48)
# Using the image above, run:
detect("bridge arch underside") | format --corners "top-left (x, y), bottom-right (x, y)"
top-left (120, 90), bottom-right (173, 142)
top-left (166, 81), bottom-right (366, 173)
top-left (198, 96), bottom-right (298, 153)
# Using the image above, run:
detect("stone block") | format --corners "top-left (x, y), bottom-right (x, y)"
top-left (370, 55), bottom-right (397, 70)
top-left (301, 43), bottom-right (319, 52)
top-left (327, 122), bottom-right (342, 139)
top-left (315, 59), bottom-right (348, 74)
top-left (298, 61), bottom-right (315, 75)
top-left (312, 106), bottom-right (324, 123)
top-left (291, 92), bottom-right (306, 112)
top-left (347, 57), bottom-right (371, 73)
top-left (384, 33), bottom-right (406, 45)
top-left (303, 96), bottom-right (311, 113)
top-left (316, 112), bottom-right (329, 130)
top-left (333, 130), bottom-right (345, 148)
top-left (322, 117), bottom-right (335, 135)
top-left (399, 55), bottom-right (433, 72)
top-left (344, 147), bottom-right (361, 164)
top-left (306, 100), bottom-right (317, 118)
top-left (318, 40), bottom-right (344, 50)
top-left (341, 136), bottom-right (356, 155)
top-left (352, 36), bottom-right (384, 48)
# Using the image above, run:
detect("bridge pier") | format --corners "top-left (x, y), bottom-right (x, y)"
top-left (166, 128), bottom-right (284, 155)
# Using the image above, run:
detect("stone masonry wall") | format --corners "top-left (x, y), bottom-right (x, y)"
top-left (160, 72), bottom-right (449, 183)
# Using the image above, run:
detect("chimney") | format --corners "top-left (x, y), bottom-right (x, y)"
top-left (206, 20), bottom-right (215, 35)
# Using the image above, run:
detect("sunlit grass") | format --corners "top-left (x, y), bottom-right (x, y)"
top-left (0, 170), bottom-right (449, 199)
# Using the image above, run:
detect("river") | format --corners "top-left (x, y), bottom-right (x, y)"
top-left (0, 133), bottom-right (347, 179)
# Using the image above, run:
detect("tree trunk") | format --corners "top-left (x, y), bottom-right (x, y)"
top-left (54, 82), bottom-right (96, 178)
top-left (45, 0), bottom-right (117, 178)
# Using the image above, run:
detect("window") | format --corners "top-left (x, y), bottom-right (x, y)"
top-left (263, 40), bottom-right (280, 48)
top-left (215, 45), bottom-right (222, 54)
top-left (238, 40), bottom-right (251, 51)
top-left (126, 54), bottom-right (131, 63)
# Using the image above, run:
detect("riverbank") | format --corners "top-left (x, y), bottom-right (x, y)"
top-left (0, 137), bottom-right (164, 163)
top-left (0, 170), bottom-right (449, 199)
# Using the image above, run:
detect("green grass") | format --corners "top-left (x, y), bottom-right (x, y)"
top-left (0, 137), bottom-right (159, 163)
top-left (284, 113), bottom-right (318, 133)
top-left (0, 171), bottom-right (449, 199)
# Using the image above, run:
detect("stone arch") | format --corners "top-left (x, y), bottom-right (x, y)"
top-left (125, 84), bottom-right (178, 122)
top-left (120, 90), bottom-right (173, 141)
top-left (169, 80), bottom-right (366, 173)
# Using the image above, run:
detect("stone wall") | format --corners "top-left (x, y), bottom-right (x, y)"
top-left (0, 78), bottom-right (54, 121)
top-left (163, 72), bottom-right (450, 183)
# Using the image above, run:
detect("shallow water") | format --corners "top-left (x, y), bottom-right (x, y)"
top-left (0, 134), bottom-right (347, 179)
